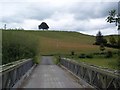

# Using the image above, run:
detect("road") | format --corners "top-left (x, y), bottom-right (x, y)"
top-left (21, 56), bottom-right (89, 88)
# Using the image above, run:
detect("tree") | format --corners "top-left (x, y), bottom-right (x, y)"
top-left (71, 51), bottom-right (75, 56)
top-left (105, 51), bottom-right (113, 58)
top-left (95, 31), bottom-right (107, 45)
top-left (106, 9), bottom-right (120, 30)
top-left (38, 22), bottom-right (49, 30)
top-left (100, 44), bottom-right (105, 52)
top-left (109, 36), bottom-right (117, 46)
top-left (106, 2), bottom-right (120, 70)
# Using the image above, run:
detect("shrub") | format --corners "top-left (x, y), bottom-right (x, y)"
top-left (105, 51), bottom-right (113, 58)
top-left (55, 55), bottom-right (61, 65)
top-left (86, 54), bottom-right (93, 58)
top-left (79, 54), bottom-right (86, 58)
top-left (100, 44), bottom-right (105, 52)
top-left (71, 51), bottom-right (75, 56)
top-left (33, 55), bottom-right (40, 64)
top-left (2, 30), bottom-right (39, 64)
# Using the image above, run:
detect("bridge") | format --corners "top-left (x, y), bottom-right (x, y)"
top-left (0, 56), bottom-right (120, 89)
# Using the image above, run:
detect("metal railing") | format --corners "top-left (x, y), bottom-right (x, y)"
top-left (60, 58), bottom-right (120, 89)
top-left (0, 58), bottom-right (34, 89)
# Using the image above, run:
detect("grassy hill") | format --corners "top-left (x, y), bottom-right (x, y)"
top-left (2, 30), bottom-right (118, 54)
top-left (2, 30), bottom-right (118, 66)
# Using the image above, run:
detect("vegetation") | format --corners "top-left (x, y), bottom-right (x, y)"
top-left (38, 22), bottom-right (49, 30)
top-left (2, 30), bottom-right (118, 70)
top-left (2, 30), bottom-right (39, 64)
top-left (106, 9), bottom-right (120, 70)
top-left (95, 31), bottom-right (107, 45)
top-left (106, 9), bottom-right (120, 30)
top-left (33, 54), bottom-right (41, 64)
top-left (54, 56), bottom-right (60, 65)
top-left (109, 36), bottom-right (117, 46)
top-left (99, 44), bottom-right (105, 52)
top-left (65, 52), bottom-right (118, 70)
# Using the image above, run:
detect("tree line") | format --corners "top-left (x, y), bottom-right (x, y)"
top-left (94, 31), bottom-right (119, 49)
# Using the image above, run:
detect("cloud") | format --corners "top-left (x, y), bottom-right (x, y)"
top-left (0, 0), bottom-right (119, 35)
top-left (68, 2), bottom-right (118, 20)
top-left (1, 2), bottom-right (55, 23)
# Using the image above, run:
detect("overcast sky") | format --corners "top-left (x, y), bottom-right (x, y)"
top-left (0, 0), bottom-right (120, 35)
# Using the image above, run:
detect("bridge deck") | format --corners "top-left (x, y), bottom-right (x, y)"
top-left (21, 56), bottom-right (90, 88)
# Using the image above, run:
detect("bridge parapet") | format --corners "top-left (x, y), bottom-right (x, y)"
top-left (0, 58), bottom-right (34, 89)
top-left (60, 58), bottom-right (120, 89)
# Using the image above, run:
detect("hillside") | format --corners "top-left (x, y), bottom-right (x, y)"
top-left (2, 30), bottom-right (117, 55)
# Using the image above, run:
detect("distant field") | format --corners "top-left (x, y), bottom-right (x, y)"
top-left (2, 30), bottom-right (118, 65)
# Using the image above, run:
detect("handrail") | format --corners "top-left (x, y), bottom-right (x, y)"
top-left (1, 58), bottom-right (32, 73)
top-left (62, 58), bottom-right (120, 77)
top-left (1, 58), bottom-right (34, 89)
top-left (60, 58), bottom-right (120, 89)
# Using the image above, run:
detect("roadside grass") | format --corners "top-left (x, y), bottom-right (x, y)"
top-left (53, 55), bottom-right (61, 65)
top-left (33, 54), bottom-right (41, 64)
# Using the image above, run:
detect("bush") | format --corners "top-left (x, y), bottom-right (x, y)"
top-left (93, 52), bottom-right (100, 55)
top-left (2, 30), bottom-right (39, 64)
top-left (105, 51), bottom-right (113, 58)
top-left (33, 55), bottom-right (40, 64)
top-left (71, 51), bottom-right (75, 56)
top-left (79, 54), bottom-right (86, 58)
top-left (55, 55), bottom-right (61, 65)
top-left (86, 54), bottom-right (93, 58)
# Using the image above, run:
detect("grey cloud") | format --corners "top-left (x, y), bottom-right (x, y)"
top-left (0, 1), bottom-right (118, 35)
top-left (1, 1), bottom-right (118, 23)
top-left (68, 2), bottom-right (118, 20)
top-left (2, 16), bottom-right (23, 23)
top-left (1, 2), bottom-right (55, 23)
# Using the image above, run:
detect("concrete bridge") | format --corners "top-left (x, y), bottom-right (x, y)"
top-left (1, 56), bottom-right (120, 89)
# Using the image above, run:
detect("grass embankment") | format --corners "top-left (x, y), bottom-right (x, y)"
top-left (2, 30), bottom-right (118, 69)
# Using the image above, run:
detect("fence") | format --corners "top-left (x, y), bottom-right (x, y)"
top-left (0, 58), bottom-right (34, 89)
top-left (60, 58), bottom-right (120, 89)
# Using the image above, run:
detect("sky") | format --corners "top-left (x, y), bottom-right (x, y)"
top-left (0, 0), bottom-right (120, 35)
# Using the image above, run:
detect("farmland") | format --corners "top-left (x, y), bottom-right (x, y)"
top-left (2, 30), bottom-right (119, 69)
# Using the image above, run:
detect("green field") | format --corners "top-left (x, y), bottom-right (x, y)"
top-left (3, 30), bottom-right (117, 54)
top-left (2, 30), bottom-right (119, 69)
